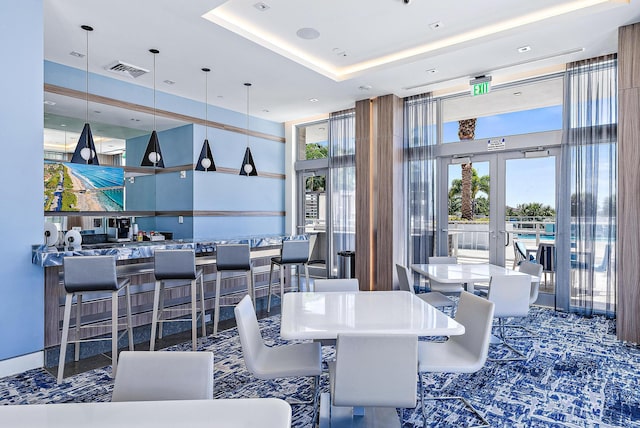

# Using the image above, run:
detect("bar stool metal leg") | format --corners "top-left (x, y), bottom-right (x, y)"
top-left (199, 274), bottom-right (206, 337)
top-left (125, 284), bottom-right (134, 351)
top-left (111, 289), bottom-right (119, 377)
top-left (158, 281), bottom-right (165, 339)
top-left (57, 293), bottom-right (74, 384)
top-left (214, 271), bottom-right (222, 335)
top-left (267, 261), bottom-right (276, 313)
top-left (190, 278), bottom-right (198, 351)
top-left (74, 294), bottom-right (82, 361)
top-left (149, 280), bottom-right (162, 351)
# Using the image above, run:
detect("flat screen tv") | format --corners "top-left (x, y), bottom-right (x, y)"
top-left (44, 161), bottom-right (124, 212)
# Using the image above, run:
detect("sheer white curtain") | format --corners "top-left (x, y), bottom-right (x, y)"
top-left (559, 55), bottom-right (617, 317)
top-left (404, 94), bottom-right (437, 265)
top-left (328, 109), bottom-right (356, 276)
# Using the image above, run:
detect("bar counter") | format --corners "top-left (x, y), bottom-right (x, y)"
top-left (32, 235), bottom-right (304, 356)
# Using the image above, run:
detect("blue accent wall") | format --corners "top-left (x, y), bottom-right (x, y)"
top-left (0, 0), bottom-right (45, 361)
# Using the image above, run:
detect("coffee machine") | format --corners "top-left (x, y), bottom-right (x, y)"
top-left (108, 217), bottom-right (132, 242)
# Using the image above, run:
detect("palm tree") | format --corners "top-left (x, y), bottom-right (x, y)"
top-left (449, 168), bottom-right (490, 218)
top-left (458, 118), bottom-right (477, 220)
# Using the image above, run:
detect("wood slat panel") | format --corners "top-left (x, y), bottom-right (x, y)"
top-left (618, 23), bottom-right (640, 90)
top-left (617, 21), bottom-right (640, 344)
top-left (374, 95), bottom-right (405, 291)
top-left (355, 99), bottom-right (374, 290)
top-left (618, 87), bottom-right (640, 344)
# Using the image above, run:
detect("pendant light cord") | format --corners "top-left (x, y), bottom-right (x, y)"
top-left (85, 29), bottom-right (89, 126)
top-left (205, 71), bottom-right (208, 139)
top-left (153, 54), bottom-right (156, 132)
top-left (245, 83), bottom-right (251, 149)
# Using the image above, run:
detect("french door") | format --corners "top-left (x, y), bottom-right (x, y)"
top-left (438, 147), bottom-right (560, 268)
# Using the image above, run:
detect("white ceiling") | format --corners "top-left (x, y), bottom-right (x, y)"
top-left (43, 0), bottom-right (640, 134)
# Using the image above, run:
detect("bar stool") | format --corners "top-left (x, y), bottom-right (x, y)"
top-left (214, 244), bottom-right (253, 335)
top-left (57, 255), bottom-right (133, 384)
top-left (150, 249), bottom-right (205, 352)
top-left (267, 239), bottom-right (310, 312)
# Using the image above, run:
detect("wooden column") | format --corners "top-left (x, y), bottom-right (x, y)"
top-left (355, 99), bottom-right (374, 290)
top-left (375, 95), bottom-right (405, 291)
top-left (354, 96), bottom-right (405, 291)
top-left (617, 22), bottom-right (640, 343)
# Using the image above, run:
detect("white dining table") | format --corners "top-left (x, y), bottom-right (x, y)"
top-left (410, 262), bottom-right (537, 293)
top-left (280, 290), bottom-right (464, 340)
top-left (281, 290), bottom-right (463, 428)
top-left (0, 398), bottom-right (292, 427)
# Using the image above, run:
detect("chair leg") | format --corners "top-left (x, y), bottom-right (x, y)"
top-left (419, 372), bottom-right (489, 428)
top-left (312, 375), bottom-right (319, 426)
top-left (488, 318), bottom-right (527, 362)
top-left (304, 264), bottom-right (310, 292)
top-left (296, 264), bottom-right (301, 292)
top-left (267, 262), bottom-right (275, 313)
top-left (149, 280), bottom-right (161, 351)
top-left (111, 290), bottom-right (119, 378)
top-left (279, 264), bottom-right (285, 305)
top-left (125, 284), bottom-right (134, 351)
top-left (214, 271), bottom-right (222, 335)
top-left (248, 268), bottom-right (255, 303)
top-left (158, 281), bottom-right (165, 339)
top-left (57, 293), bottom-right (73, 384)
top-left (190, 278), bottom-right (198, 351)
top-left (199, 274), bottom-right (206, 337)
top-left (74, 294), bottom-right (82, 361)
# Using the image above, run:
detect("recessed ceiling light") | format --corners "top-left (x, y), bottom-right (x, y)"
top-left (296, 27), bottom-right (320, 40)
top-left (517, 46), bottom-right (531, 53)
top-left (69, 51), bottom-right (85, 58)
top-left (425, 68), bottom-right (438, 74)
top-left (309, 98), bottom-right (319, 103)
top-left (513, 92), bottom-right (523, 96)
top-left (359, 85), bottom-right (372, 91)
top-left (163, 79), bottom-right (175, 85)
top-left (254, 2), bottom-right (269, 11)
top-left (429, 22), bottom-right (443, 30)
top-left (60, 124), bottom-right (66, 127)
top-left (43, 100), bottom-right (56, 105)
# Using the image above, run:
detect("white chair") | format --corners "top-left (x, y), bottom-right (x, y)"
top-left (312, 278), bottom-right (359, 292)
top-left (325, 333), bottom-right (417, 426)
top-left (111, 351), bottom-right (214, 401)
top-left (214, 244), bottom-right (254, 335)
top-left (150, 249), bottom-right (205, 352)
top-left (234, 295), bottom-right (322, 423)
top-left (267, 239), bottom-right (310, 313)
top-left (418, 291), bottom-right (494, 428)
top-left (57, 255), bottom-right (133, 384)
top-left (486, 274), bottom-right (532, 362)
top-left (396, 264), bottom-right (454, 310)
top-left (428, 256), bottom-right (465, 293)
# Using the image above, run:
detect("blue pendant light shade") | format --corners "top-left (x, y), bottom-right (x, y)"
top-left (141, 48), bottom-right (164, 167)
top-left (239, 82), bottom-right (258, 176)
top-left (71, 25), bottom-right (99, 165)
top-left (196, 67), bottom-right (216, 172)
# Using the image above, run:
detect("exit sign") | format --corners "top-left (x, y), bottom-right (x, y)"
top-left (472, 81), bottom-right (490, 96)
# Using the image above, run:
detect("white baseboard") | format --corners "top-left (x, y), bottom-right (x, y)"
top-left (0, 351), bottom-right (43, 378)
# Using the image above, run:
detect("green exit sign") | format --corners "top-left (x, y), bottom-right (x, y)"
top-left (472, 81), bottom-right (490, 96)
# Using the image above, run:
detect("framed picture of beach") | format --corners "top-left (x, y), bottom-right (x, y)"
top-left (44, 161), bottom-right (124, 212)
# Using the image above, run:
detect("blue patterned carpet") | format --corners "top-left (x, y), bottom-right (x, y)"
top-left (1, 307), bottom-right (639, 427)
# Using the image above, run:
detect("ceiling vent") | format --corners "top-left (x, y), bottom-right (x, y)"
top-left (104, 61), bottom-right (149, 78)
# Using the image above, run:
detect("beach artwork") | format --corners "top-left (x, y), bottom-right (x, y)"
top-left (44, 161), bottom-right (124, 212)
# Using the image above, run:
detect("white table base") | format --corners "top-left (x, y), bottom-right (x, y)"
top-left (318, 393), bottom-right (401, 428)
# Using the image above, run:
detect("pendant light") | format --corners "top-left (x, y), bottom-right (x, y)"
top-left (239, 82), bottom-right (258, 176)
top-left (70, 25), bottom-right (99, 165)
top-left (141, 48), bottom-right (165, 168)
top-left (195, 67), bottom-right (216, 172)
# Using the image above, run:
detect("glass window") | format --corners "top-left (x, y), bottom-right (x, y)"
top-left (442, 77), bottom-right (563, 143)
top-left (296, 121), bottom-right (329, 160)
